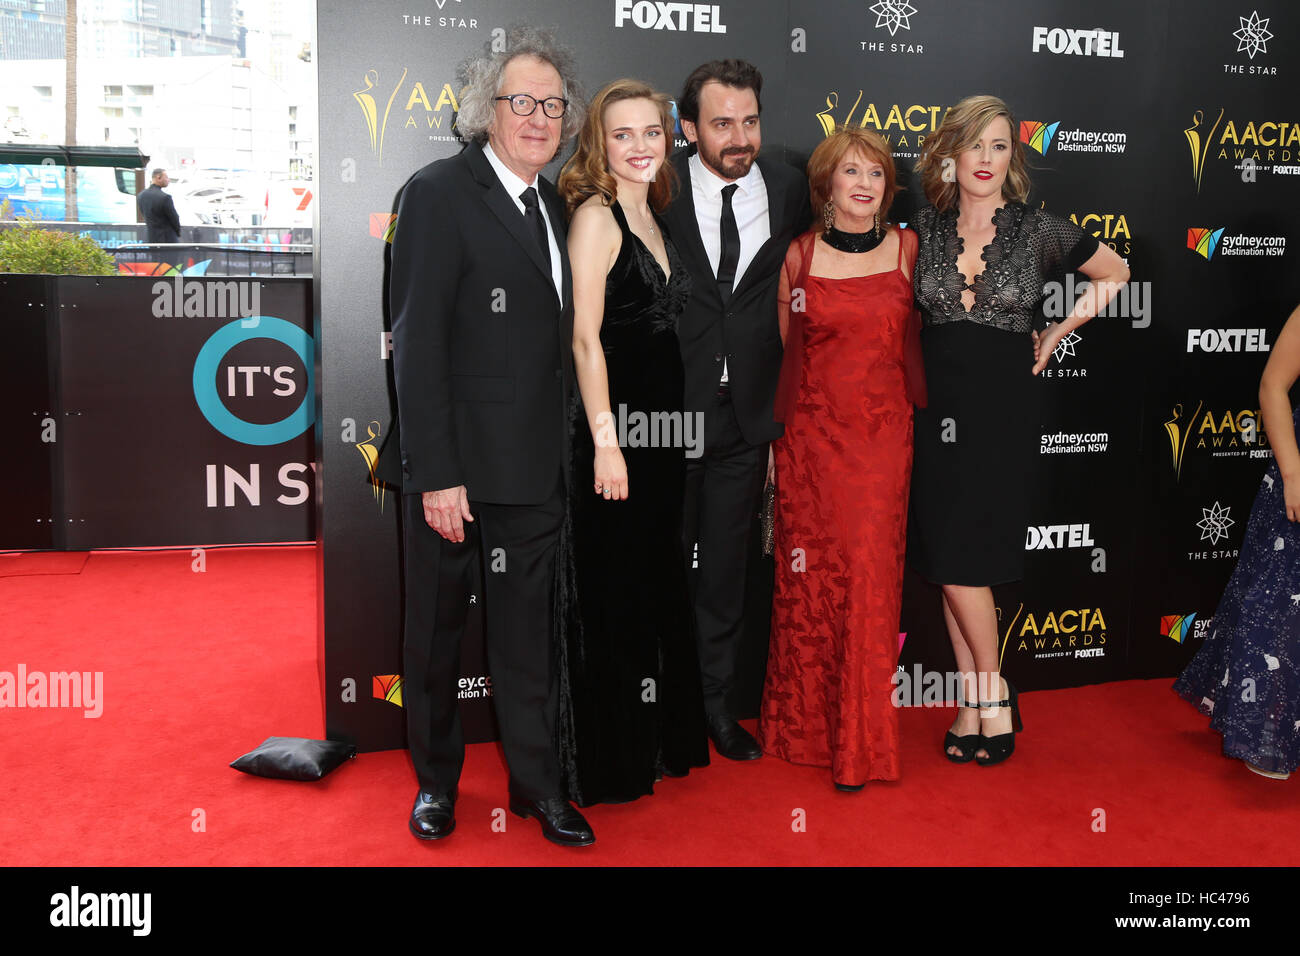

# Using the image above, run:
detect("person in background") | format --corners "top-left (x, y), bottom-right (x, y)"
top-left (137, 168), bottom-right (181, 243)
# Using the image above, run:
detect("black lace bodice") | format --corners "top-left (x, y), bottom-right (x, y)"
top-left (911, 201), bottom-right (1099, 335)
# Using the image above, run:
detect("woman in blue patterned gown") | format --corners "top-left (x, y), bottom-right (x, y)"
top-left (1175, 302), bottom-right (1300, 780)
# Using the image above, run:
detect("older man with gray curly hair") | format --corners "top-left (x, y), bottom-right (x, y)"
top-left (383, 26), bottom-right (594, 847)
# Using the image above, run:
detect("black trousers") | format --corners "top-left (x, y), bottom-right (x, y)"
top-left (402, 477), bottom-right (564, 802)
top-left (682, 389), bottom-right (768, 717)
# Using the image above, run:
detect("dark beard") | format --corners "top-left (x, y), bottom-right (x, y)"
top-left (697, 140), bottom-right (757, 181)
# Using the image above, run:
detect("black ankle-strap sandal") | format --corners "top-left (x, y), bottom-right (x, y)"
top-left (975, 681), bottom-right (1023, 766)
top-left (943, 698), bottom-right (981, 764)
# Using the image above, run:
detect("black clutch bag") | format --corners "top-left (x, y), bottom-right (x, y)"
top-left (760, 479), bottom-right (776, 557)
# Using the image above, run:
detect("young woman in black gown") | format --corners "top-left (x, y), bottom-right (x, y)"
top-left (909, 95), bottom-right (1130, 765)
top-left (554, 79), bottom-right (709, 804)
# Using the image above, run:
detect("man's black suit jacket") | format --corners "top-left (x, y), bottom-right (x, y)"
top-left (379, 140), bottom-right (575, 505)
top-left (660, 149), bottom-right (811, 446)
top-left (136, 184), bottom-right (180, 243)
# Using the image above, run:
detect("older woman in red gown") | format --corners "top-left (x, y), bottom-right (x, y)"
top-left (758, 127), bottom-right (923, 790)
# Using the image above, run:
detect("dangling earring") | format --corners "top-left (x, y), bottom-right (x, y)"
top-left (823, 200), bottom-right (835, 232)
top-left (874, 214), bottom-right (883, 240)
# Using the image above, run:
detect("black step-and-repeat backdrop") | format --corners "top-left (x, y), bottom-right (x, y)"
top-left (3, 276), bottom-right (314, 550)
top-left (315, 0), bottom-right (1298, 751)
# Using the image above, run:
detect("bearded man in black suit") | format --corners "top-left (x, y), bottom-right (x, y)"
top-left (660, 59), bottom-right (811, 761)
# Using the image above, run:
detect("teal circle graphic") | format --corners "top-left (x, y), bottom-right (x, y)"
top-left (192, 316), bottom-right (315, 446)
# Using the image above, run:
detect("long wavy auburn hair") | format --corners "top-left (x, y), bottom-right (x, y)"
top-left (558, 78), bottom-right (678, 218)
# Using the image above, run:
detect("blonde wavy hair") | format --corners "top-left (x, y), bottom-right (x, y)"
top-left (557, 78), bottom-right (678, 217)
top-left (915, 94), bottom-right (1031, 212)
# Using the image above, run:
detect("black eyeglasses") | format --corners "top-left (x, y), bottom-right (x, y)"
top-left (494, 93), bottom-right (568, 119)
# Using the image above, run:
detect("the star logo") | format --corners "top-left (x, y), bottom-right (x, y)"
top-left (1197, 501), bottom-right (1235, 545)
top-left (869, 0), bottom-right (917, 36)
top-left (1053, 331), bottom-right (1081, 363)
top-left (1233, 10), bottom-right (1273, 59)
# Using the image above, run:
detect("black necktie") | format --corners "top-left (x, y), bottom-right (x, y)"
top-left (519, 186), bottom-right (552, 277)
top-left (717, 183), bottom-right (740, 301)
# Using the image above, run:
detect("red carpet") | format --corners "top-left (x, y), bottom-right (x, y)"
top-left (0, 551), bottom-right (89, 578)
top-left (0, 546), bottom-right (1293, 866)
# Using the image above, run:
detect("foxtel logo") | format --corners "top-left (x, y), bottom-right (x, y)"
top-left (614, 0), bottom-right (727, 32)
top-left (1025, 524), bottom-right (1095, 549)
top-left (1031, 26), bottom-right (1124, 57)
top-left (1186, 328), bottom-right (1270, 352)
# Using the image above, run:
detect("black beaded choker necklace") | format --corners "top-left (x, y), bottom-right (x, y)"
top-left (821, 225), bottom-right (884, 253)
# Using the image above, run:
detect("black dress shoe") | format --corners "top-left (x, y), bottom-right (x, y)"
top-left (834, 782), bottom-right (866, 792)
top-left (409, 790), bottom-right (455, 840)
top-left (706, 714), bottom-right (762, 761)
top-left (509, 796), bottom-right (595, 847)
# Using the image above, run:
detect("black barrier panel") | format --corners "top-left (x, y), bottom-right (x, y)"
top-left (317, 0), bottom-right (1300, 752)
top-left (51, 276), bottom-right (315, 549)
top-left (0, 275), bottom-right (57, 551)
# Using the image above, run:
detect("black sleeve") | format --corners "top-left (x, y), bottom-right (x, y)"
top-left (1041, 210), bottom-right (1099, 273)
top-left (164, 194), bottom-right (181, 235)
top-left (388, 169), bottom-right (466, 493)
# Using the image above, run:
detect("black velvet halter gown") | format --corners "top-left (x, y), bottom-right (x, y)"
top-left (556, 201), bottom-right (709, 806)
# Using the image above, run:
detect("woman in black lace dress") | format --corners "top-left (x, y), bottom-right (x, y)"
top-left (554, 79), bottom-right (709, 805)
top-left (909, 95), bottom-right (1129, 766)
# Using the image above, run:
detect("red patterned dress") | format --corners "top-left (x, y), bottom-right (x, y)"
top-left (759, 227), bottom-right (918, 787)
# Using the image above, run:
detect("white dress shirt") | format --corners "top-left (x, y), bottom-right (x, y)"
top-left (483, 141), bottom-right (563, 306)
top-left (689, 151), bottom-right (770, 382)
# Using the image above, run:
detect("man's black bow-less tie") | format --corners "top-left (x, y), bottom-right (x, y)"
top-left (716, 182), bottom-right (741, 302)
top-left (520, 187), bottom-right (551, 274)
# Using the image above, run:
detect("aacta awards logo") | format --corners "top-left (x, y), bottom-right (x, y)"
top-left (1165, 401), bottom-right (1270, 479)
top-left (1069, 212), bottom-right (1132, 257)
top-left (354, 420), bottom-right (387, 513)
top-left (814, 92), bottom-right (944, 158)
top-left (354, 68), bottom-right (464, 162)
top-left (1184, 106), bottom-right (1300, 191)
top-left (1005, 602), bottom-right (1108, 661)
